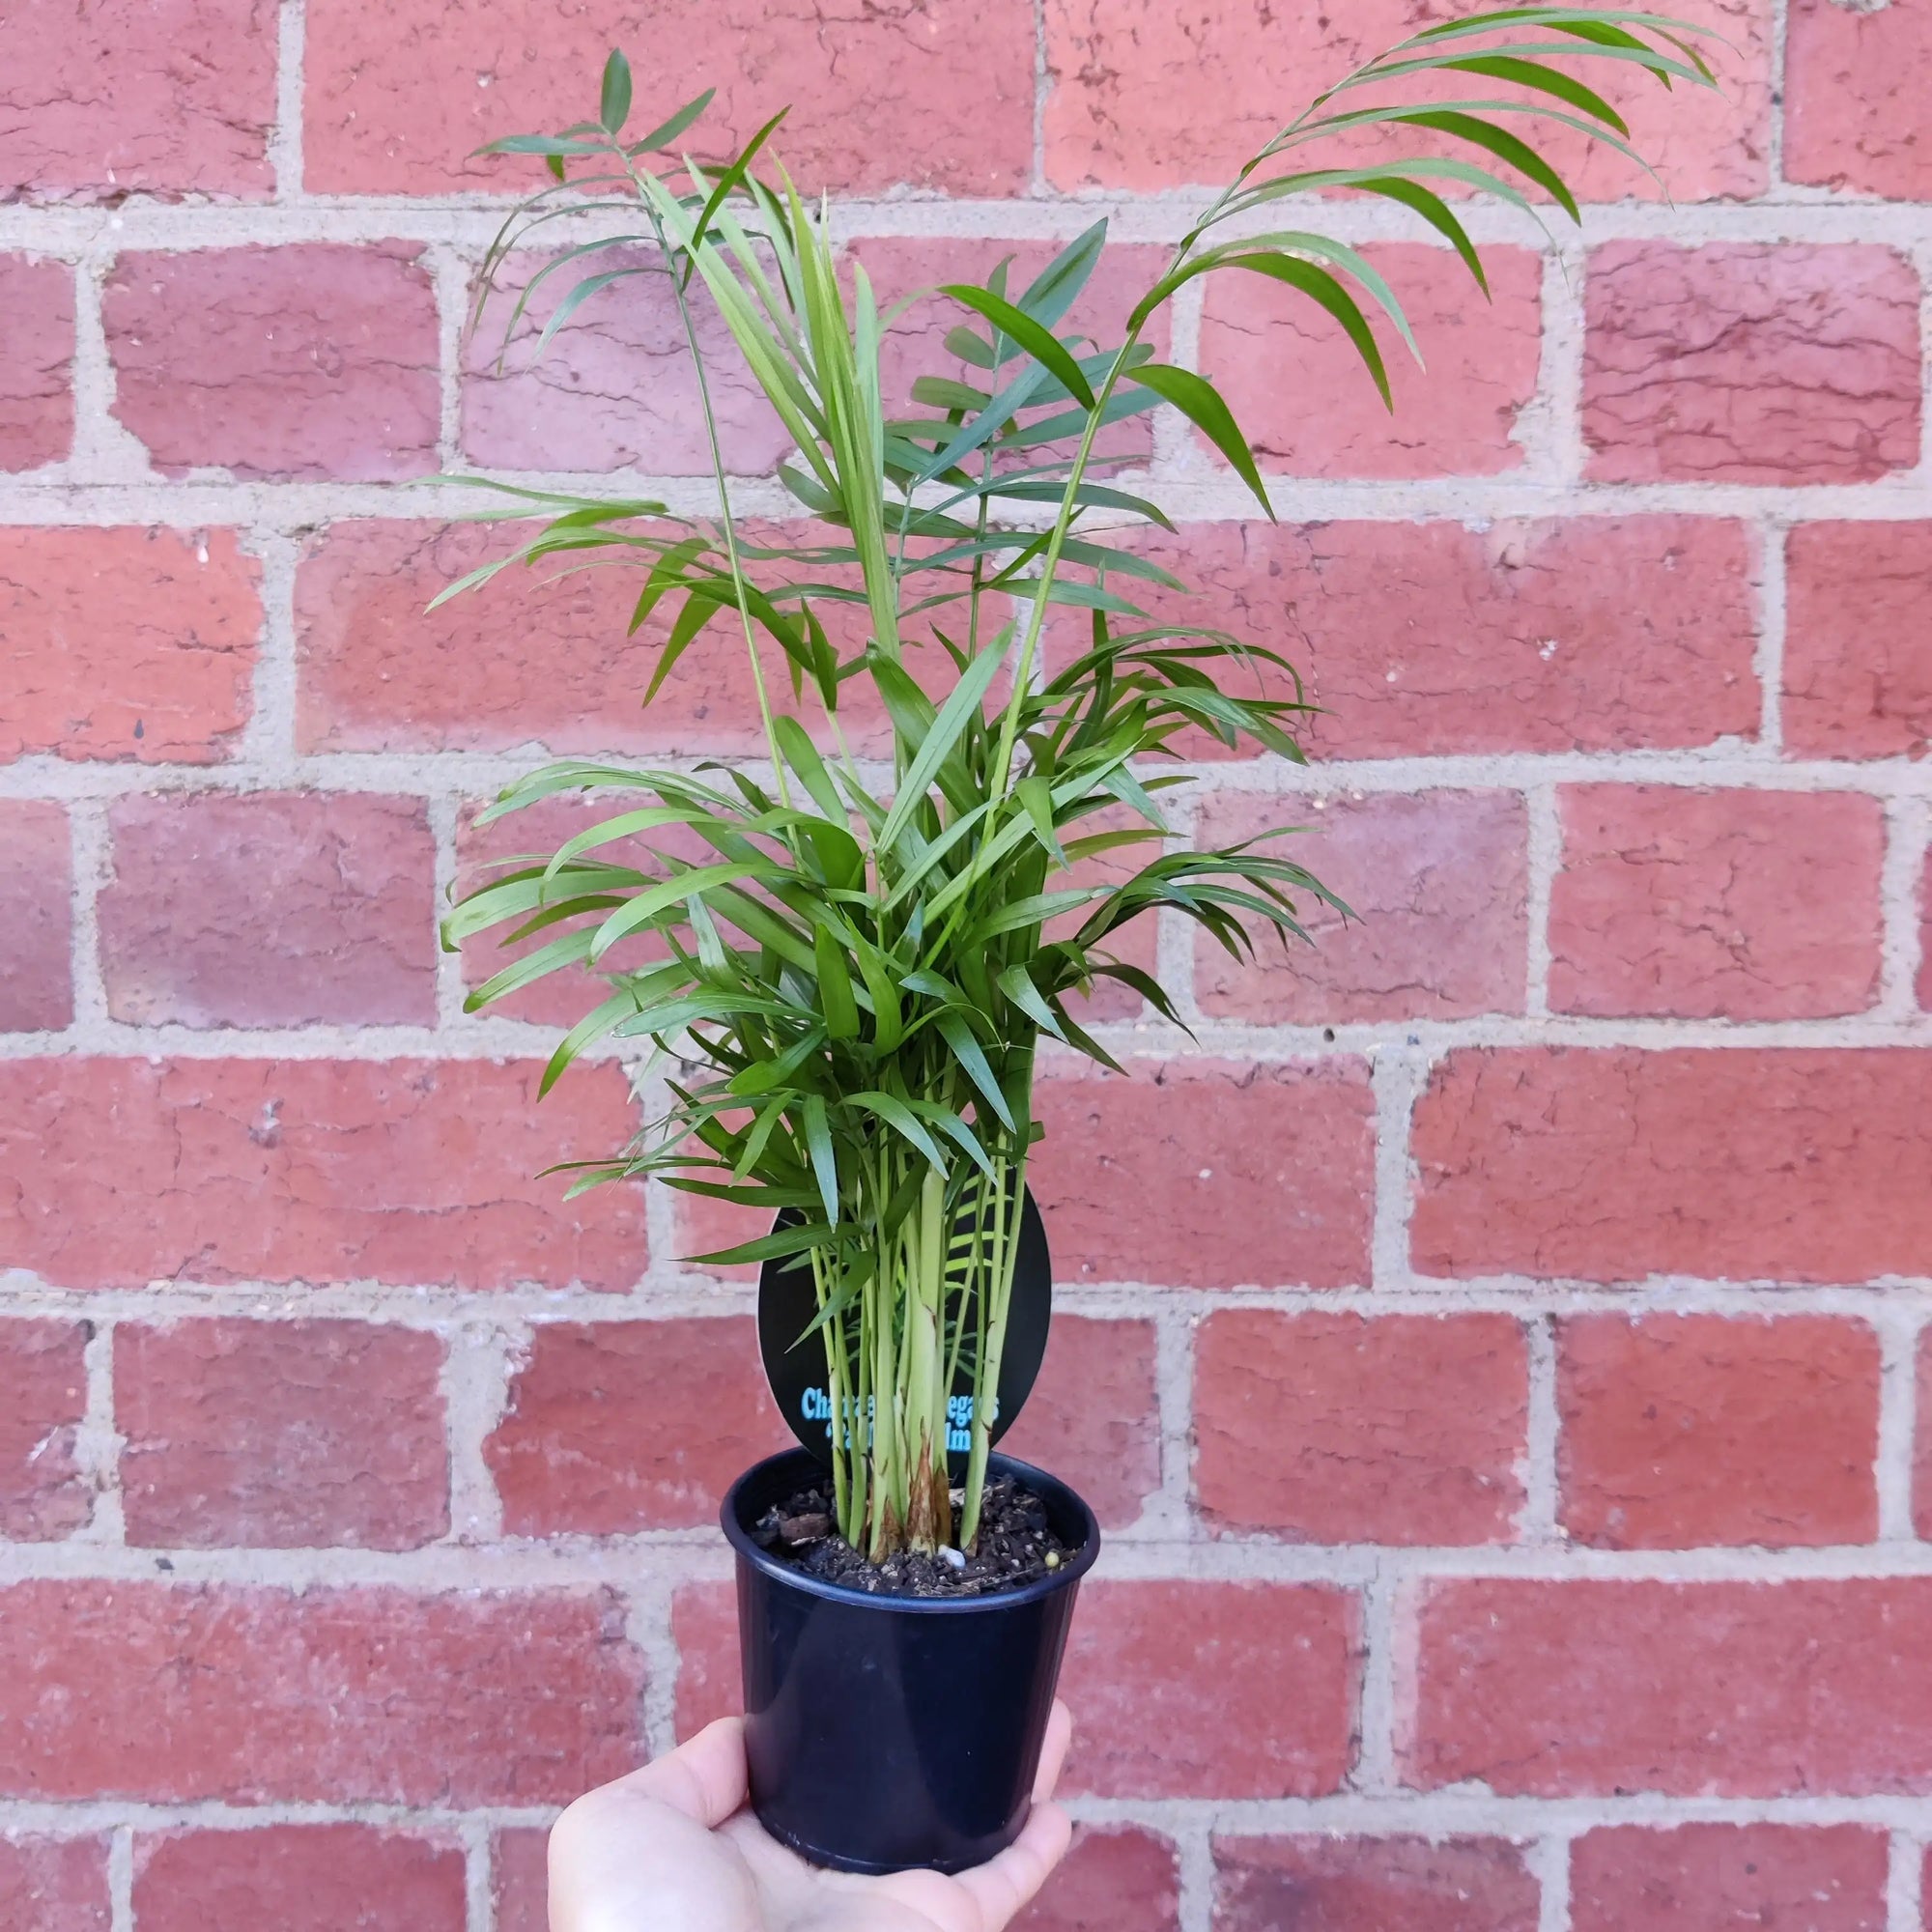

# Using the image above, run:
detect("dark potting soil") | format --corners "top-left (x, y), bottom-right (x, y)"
top-left (750, 1472), bottom-right (1077, 1600)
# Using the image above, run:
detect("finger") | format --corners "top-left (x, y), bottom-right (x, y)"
top-left (606, 1716), bottom-right (751, 1830)
top-left (1031, 1701), bottom-right (1073, 1804)
top-left (949, 1798), bottom-right (1074, 1931)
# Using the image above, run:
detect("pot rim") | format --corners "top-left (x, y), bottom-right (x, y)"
top-left (721, 1446), bottom-right (1102, 1615)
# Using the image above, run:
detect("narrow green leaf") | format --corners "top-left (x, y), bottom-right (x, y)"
top-left (814, 923), bottom-right (862, 1039)
top-left (598, 50), bottom-right (632, 135)
top-left (1128, 364), bottom-right (1272, 517)
top-left (876, 631), bottom-right (1009, 854)
top-left (628, 87), bottom-right (714, 155)
top-left (938, 286), bottom-right (1095, 410)
top-left (935, 1011), bottom-right (1016, 1133)
top-left (802, 1094), bottom-right (838, 1225)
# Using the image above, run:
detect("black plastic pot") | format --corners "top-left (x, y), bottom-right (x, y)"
top-left (721, 1446), bottom-right (1101, 1875)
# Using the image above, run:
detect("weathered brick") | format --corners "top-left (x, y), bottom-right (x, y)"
top-left (1042, 0), bottom-right (1772, 200)
top-left (304, 0), bottom-right (1034, 196)
top-left (0, 1321), bottom-right (91, 1540)
top-left (0, 0), bottom-right (274, 199)
top-left (1412, 1048), bottom-right (1932, 1284)
top-left (463, 252), bottom-right (790, 476)
top-left (1548, 786), bottom-right (1884, 1021)
top-left (0, 257), bottom-right (73, 469)
top-left (1212, 1835), bottom-right (1538, 1932)
top-left (132, 1828), bottom-right (466, 1932)
top-left (671, 1581), bottom-right (739, 1740)
top-left (296, 520), bottom-right (866, 757)
top-left (0, 801), bottom-right (72, 1031)
top-left (100, 792), bottom-right (437, 1029)
top-left (1784, 522), bottom-right (1932, 761)
top-left (1059, 1580), bottom-right (1359, 1798)
top-left (0, 1835), bottom-right (109, 1932)
top-left (1031, 1058), bottom-right (1375, 1290)
top-left (0, 1058), bottom-right (646, 1292)
top-left (103, 247), bottom-right (440, 481)
top-left (1558, 1315), bottom-right (1879, 1549)
top-left (1194, 1312), bottom-right (1526, 1546)
top-left (998, 1316), bottom-right (1162, 1531)
top-left (1196, 790), bottom-right (1527, 1024)
top-left (1786, 0), bottom-right (1932, 200)
top-left (485, 1319), bottom-right (783, 1535)
top-left (1406, 1577), bottom-right (1932, 1795)
top-left (1022, 1827), bottom-right (1179, 1932)
top-left (1083, 520), bottom-right (1756, 760)
top-left (1570, 1825), bottom-right (1888, 1932)
top-left (1198, 244), bottom-right (1543, 479)
top-left (116, 1320), bottom-right (449, 1550)
top-left (1915, 1330), bottom-right (1932, 1541)
top-left (0, 1580), bottom-right (641, 1804)
top-left (493, 1829), bottom-right (549, 1932)
top-left (1922, 846), bottom-right (1932, 1015)
top-left (0, 527), bottom-right (258, 765)
top-left (1583, 243), bottom-right (1920, 484)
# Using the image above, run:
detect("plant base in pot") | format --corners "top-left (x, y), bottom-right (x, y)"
top-left (723, 1448), bottom-right (1101, 1875)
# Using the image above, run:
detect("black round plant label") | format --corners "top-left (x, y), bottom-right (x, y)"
top-left (758, 1191), bottom-right (1051, 1472)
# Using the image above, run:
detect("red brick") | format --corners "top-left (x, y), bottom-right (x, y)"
top-left (1406, 1577), bottom-right (1932, 1795)
top-left (0, 1321), bottom-right (91, 1541)
top-left (1080, 520), bottom-right (1756, 761)
top-left (132, 1828), bottom-right (466, 1932)
top-left (304, 0), bottom-right (1034, 196)
top-left (1923, 848), bottom-right (1932, 1014)
top-left (1196, 790), bottom-right (1527, 1024)
top-left (1212, 1835), bottom-right (1537, 1932)
top-left (494, 1829), bottom-right (548, 1932)
top-left (1411, 1047), bottom-right (1932, 1285)
top-left (0, 527), bottom-right (258, 765)
top-left (1915, 1331), bottom-right (1932, 1540)
top-left (1784, 522), bottom-right (1932, 761)
top-left (1042, 0), bottom-right (1772, 200)
top-left (0, 1579), bottom-right (641, 1804)
top-left (99, 792), bottom-right (436, 1029)
top-left (0, 1058), bottom-right (646, 1292)
top-left (1571, 1825), bottom-right (1887, 1932)
top-left (1198, 244), bottom-right (1542, 479)
top-left (0, 0), bottom-right (274, 199)
top-left (463, 252), bottom-right (790, 477)
top-left (1059, 1580), bottom-right (1359, 1798)
top-left (486, 1319), bottom-right (783, 1535)
top-left (1021, 1827), bottom-right (1179, 1932)
top-left (1583, 243), bottom-right (1920, 484)
top-left (0, 1835), bottom-right (109, 1932)
top-left (103, 247), bottom-right (440, 481)
top-left (0, 257), bottom-right (73, 469)
top-left (1558, 1315), bottom-right (1879, 1550)
top-left (849, 237), bottom-right (1172, 469)
top-left (103, 788), bottom-right (437, 1028)
top-left (0, 802), bottom-right (72, 1031)
top-left (1548, 786), bottom-right (1884, 1021)
top-left (1194, 1312), bottom-right (1526, 1546)
top-left (1032, 1057), bottom-right (1375, 1290)
top-left (998, 1316), bottom-right (1161, 1531)
top-left (297, 520), bottom-right (878, 758)
top-left (671, 1580), bottom-right (738, 1741)
top-left (1786, 0), bottom-right (1932, 200)
top-left (116, 1320), bottom-right (449, 1550)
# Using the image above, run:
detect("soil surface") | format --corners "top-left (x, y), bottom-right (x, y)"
top-left (751, 1473), bottom-right (1077, 1600)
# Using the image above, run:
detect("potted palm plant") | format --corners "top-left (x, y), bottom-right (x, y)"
top-left (443, 6), bottom-right (1716, 1875)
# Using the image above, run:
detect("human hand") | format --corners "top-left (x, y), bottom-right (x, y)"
top-left (547, 1702), bottom-right (1075, 1932)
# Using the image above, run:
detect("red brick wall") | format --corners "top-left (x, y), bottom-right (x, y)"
top-left (3, 4), bottom-right (1931, 1928)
